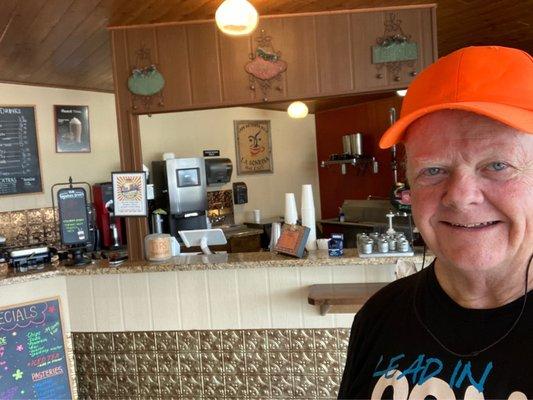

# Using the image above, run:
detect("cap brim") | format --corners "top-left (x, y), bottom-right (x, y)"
top-left (379, 102), bottom-right (533, 149)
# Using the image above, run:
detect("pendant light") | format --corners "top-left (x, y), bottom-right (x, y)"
top-left (215, 0), bottom-right (259, 36)
top-left (287, 101), bottom-right (309, 119)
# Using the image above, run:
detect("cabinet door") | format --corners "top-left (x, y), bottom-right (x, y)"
top-left (125, 27), bottom-right (160, 113)
top-left (282, 15), bottom-right (319, 99)
top-left (350, 11), bottom-right (391, 92)
top-left (218, 31), bottom-right (254, 103)
top-left (156, 25), bottom-right (193, 110)
top-left (386, 8), bottom-right (436, 87)
top-left (250, 18), bottom-right (287, 103)
top-left (186, 23), bottom-right (223, 106)
top-left (315, 13), bottom-right (354, 96)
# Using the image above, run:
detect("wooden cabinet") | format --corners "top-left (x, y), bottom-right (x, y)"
top-left (112, 5), bottom-right (436, 115)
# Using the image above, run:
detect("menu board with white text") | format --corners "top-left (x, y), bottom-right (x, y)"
top-left (0, 106), bottom-right (42, 196)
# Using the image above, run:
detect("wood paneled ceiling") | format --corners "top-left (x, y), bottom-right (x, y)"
top-left (0, 0), bottom-right (531, 94)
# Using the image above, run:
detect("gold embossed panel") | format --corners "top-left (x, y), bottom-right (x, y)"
top-left (0, 207), bottom-right (60, 248)
top-left (73, 328), bottom-right (350, 399)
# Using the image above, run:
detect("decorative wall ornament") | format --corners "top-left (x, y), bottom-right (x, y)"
top-left (245, 29), bottom-right (287, 101)
top-left (372, 13), bottom-right (418, 81)
top-left (234, 120), bottom-right (273, 174)
top-left (128, 46), bottom-right (165, 110)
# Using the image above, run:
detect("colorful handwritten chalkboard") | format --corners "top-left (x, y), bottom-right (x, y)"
top-left (0, 298), bottom-right (73, 400)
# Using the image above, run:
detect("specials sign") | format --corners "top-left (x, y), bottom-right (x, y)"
top-left (234, 120), bottom-right (274, 175)
top-left (0, 298), bottom-right (73, 399)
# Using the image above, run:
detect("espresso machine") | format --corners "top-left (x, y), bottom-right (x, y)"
top-left (151, 157), bottom-right (209, 238)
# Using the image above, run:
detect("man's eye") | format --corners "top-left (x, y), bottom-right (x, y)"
top-left (421, 167), bottom-right (443, 176)
top-left (486, 162), bottom-right (508, 171)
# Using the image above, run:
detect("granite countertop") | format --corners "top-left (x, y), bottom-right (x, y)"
top-left (0, 249), bottom-right (433, 287)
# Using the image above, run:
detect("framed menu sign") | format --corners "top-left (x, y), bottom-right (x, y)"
top-left (0, 298), bottom-right (74, 399)
top-left (0, 106), bottom-right (42, 196)
top-left (274, 224), bottom-right (310, 258)
top-left (54, 105), bottom-right (90, 153)
top-left (234, 120), bottom-right (273, 175)
top-left (112, 171), bottom-right (148, 217)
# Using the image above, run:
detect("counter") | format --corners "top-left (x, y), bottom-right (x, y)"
top-left (0, 250), bottom-right (432, 399)
top-left (0, 249), bottom-right (429, 287)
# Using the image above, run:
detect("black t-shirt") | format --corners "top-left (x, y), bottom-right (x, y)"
top-left (338, 262), bottom-right (532, 399)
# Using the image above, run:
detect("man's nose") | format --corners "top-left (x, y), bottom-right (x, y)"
top-left (441, 170), bottom-right (484, 210)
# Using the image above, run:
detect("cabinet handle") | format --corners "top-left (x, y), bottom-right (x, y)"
top-left (376, 73), bottom-right (383, 79)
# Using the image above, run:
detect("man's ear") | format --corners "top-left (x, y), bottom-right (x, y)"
top-left (401, 190), bottom-right (411, 205)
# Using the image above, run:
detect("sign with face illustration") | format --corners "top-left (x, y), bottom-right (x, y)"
top-left (234, 120), bottom-right (273, 174)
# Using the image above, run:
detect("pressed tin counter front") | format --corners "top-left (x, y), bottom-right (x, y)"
top-left (0, 250), bottom-right (429, 399)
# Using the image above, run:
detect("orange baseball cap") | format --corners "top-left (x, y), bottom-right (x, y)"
top-left (379, 46), bottom-right (533, 149)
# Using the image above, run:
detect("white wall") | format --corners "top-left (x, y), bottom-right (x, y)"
top-left (0, 83), bottom-right (120, 212)
top-left (140, 107), bottom-right (321, 223)
top-left (0, 83), bottom-right (321, 223)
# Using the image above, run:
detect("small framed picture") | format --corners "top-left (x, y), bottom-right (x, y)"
top-left (274, 224), bottom-right (310, 258)
top-left (112, 171), bottom-right (148, 217)
top-left (54, 105), bottom-right (91, 153)
top-left (234, 120), bottom-right (274, 174)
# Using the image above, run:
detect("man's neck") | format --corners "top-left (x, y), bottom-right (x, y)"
top-left (433, 257), bottom-right (532, 309)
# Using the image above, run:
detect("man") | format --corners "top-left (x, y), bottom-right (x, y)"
top-left (338, 46), bottom-right (532, 399)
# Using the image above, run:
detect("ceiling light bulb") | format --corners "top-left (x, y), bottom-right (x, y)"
top-left (396, 89), bottom-right (408, 97)
top-left (287, 101), bottom-right (309, 119)
top-left (215, 0), bottom-right (258, 36)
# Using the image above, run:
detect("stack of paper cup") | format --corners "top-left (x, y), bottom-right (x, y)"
top-left (301, 184), bottom-right (317, 250)
top-left (269, 222), bottom-right (281, 252)
top-left (284, 193), bottom-right (298, 225)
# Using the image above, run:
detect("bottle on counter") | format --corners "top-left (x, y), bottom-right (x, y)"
top-left (338, 207), bottom-right (345, 223)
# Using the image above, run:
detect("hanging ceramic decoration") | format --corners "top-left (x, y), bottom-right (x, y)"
top-left (128, 65), bottom-right (165, 96)
top-left (372, 13), bottom-right (419, 82)
top-left (245, 29), bottom-right (287, 101)
top-left (128, 46), bottom-right (165, 110)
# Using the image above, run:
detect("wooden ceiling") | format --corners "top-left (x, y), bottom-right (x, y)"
top-left (0, 0), bottom-right (531, 95)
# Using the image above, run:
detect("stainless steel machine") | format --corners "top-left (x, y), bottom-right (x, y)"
top-left (151, 157), bottom-right (209, 237)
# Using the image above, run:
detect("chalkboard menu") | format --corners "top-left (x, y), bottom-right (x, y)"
top-left (57, 188), bottom-right (89, 246)
top-left (0, 298), bottom-right (73, 399)
top-left (0, 106), bottom-right (42, 196)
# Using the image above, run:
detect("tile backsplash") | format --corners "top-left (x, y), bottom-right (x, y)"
top-left (0, 207), bottom-right (60, 248)
top-left (73, 328), bottom-right (350, 399)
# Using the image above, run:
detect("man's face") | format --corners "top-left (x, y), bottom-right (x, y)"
top-left (405, 110), bottom-right (533, 273)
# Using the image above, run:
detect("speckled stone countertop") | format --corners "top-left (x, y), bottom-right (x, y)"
top-left (0, 249), bottom-right (433, 287)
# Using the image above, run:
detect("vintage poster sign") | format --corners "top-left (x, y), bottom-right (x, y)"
top-left (0, 298), bottom-right (74, 399)
top-left (54, 105), bottom-right (90, 153)
top-left (234, 120), bottom-right (273, 175)
top-left (112, 171), bottom-right (148, 217)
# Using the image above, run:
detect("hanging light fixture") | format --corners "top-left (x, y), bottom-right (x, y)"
top-left (215, 0), bottom-right (259, 36)
top-left (287, 101), bottom-right (309, 119)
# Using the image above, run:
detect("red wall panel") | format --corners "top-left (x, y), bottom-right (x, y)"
top-left (315, 96), bottom-right (404, 219)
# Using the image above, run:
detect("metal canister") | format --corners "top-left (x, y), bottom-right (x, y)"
top-left (357, 233), bottom-right (369, 247)
top-left (387, 238), bottom-right (397, 251)
top-left (398, 239), bottom-right (410, 252)
top-left (361, 240), bottom-right (373, 254)
top-left (342, 135), bottom-right (351, 155)
top-left (349, 133), bottom-right (363, 156)
top-left (377, 239), bottom-right (389, 253)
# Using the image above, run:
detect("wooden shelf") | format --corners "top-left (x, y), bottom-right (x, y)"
top-left (308, 282), bottom-right (388, 315)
